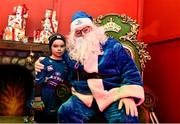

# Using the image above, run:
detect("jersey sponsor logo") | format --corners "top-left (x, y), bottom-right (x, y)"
top-left (47, 65), bottom-right (53, 71)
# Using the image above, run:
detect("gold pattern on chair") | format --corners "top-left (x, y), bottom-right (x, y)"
top-left (94, 14), bottom-right (151, 75)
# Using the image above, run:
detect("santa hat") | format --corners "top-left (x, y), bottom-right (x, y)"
top-left (71, 11), bottom-right (93, 31)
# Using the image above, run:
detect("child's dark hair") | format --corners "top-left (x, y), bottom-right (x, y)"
top-left (48, 33), bottom-right (66, 53)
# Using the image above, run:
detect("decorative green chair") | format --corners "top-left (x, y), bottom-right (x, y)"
top-left (90, 13), bottom-right (159, 123)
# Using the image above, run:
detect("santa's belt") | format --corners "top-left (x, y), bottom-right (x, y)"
top-left (78, 72), bottom-right (115, 80)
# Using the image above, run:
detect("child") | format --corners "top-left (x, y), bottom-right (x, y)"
top-left (32, 33), bottom-right (71, 123)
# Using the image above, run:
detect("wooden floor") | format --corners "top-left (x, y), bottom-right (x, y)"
top-left (0, 116), bottom-right (25, 123)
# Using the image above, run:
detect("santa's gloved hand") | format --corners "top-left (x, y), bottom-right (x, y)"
top-left (31, 97), bottom-right (45, 111)
top-left (118, 97), bottom-right (138, 117)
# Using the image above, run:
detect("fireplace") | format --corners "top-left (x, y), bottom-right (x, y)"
top-left (0, 64), bottom-right (34, 116)
top-left (0, 40), bottom-right (49, 122)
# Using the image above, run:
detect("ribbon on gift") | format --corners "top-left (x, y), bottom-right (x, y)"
top-left (34, 30), bottom-right (41, 38)
top-left (12, 28), bottom-right (15, 40)
top-left (49, 11), bottom-right (55, 33)
top-left (21, 4), bottom-right (28, 29)
top-left (21, 4), bottom-right (28, 17)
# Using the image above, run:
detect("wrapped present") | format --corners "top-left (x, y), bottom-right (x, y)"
top-left (13, 4), bottom-right (28, 19)
top-left (3, 27), bottom-right (21, 41)
top-left (45, 10), bottom-right (58, 33)
top-left (45, 9), bottom-right (53, 19)
top-left (43, 10), bottom-right (58, 33)
top-left (8, 4), bottom-right (29, 29)
top-left (3, 26), bottom-right (28, 43)
top-left (8, 15), bottom-right (26, 29)
top-left (3, 4), bottom-right (28, 42)
top-left (13, 4), bottom-right (28, 29)
top-left (45, 10), bottom-right (56, 19)
top-left (3, 27), bottom-right (15, 40)
top-left (42, 19), bottom-right (52, 32)
top-left (8, 15), bottom-right (15, 27)
top-left (49, 11), bottom-right (58, 32)
top-left (51, 11), bottom-right (58, 33)
top-left (41, 18), bottom-right (58, 33)
top-left (52, 18), bottom-right (58, 33)
top-left (39, 30), bottom-right (52, 44)
top-left (15, 28), bottom-right (28, 43)
top-left (33, 30), bottom-right (41, 43)
top-left (33, 10), bottom-right (58, 44)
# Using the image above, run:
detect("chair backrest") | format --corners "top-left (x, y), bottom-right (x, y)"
top-left (94, 14), bottom-right (151, 77)
top-left (94, 14), bottom-right (158, 123)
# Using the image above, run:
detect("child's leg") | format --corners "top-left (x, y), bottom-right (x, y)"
top-left (34, 110), bottom-right (46, 123)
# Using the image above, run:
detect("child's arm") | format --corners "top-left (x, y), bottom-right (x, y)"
top-left (33, 61), bottom-right (47, 111)
top-left (35, 66), bottom-right (47, 85)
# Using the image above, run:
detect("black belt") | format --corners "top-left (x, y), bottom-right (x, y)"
top-left (78, 72), bottom-right (114, 80)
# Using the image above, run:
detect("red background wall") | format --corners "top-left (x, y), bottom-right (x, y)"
top-left (144, 40), bottom-right (180, 123)
top-left (0, 0), bottom-right (143, 39)
top-left (0, 0), bottom-right (180, 122)
top-left (142, 0), bottom-right (180, 43)
top-left (143, 0), bottom-right (180, 122)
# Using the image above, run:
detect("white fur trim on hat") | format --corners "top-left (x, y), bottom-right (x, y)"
top-left (71, 18), bottom-right (93, 31)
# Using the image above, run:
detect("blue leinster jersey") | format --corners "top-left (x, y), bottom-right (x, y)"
top-left (35, 57), bottom-right (68, 87)
top-left (34, 57), bottom-right (71, 115)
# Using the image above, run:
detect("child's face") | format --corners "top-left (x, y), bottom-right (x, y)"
top-left (51, 39), bottom-right (66, 59)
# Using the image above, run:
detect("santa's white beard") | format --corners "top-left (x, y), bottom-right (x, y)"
top-left (67, 26), bottom-right (107, 65)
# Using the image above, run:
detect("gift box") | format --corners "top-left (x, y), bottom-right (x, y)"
top-left (45, 9), bottom-right (53, 19)
top-left (8, 15), bottom-right (26, 29)
top-left (3, 26), bottom-right (28, 43)
top-left (43, 10), bottom-right (58, 33)
top-left (33, 10), bottom-right (58, 44)
top-left (33, 30), bottom-right (41, 43)
top-left (39, 30), bottom-right (52, 44)
top-left (12, 4), bottom-right (28, 29)
top-left (13, 4), bottom-right (28, 19)
top-left (15, 28), bottom-right (28, 43)
top-left (3, 27), bottom-right (15, 40)
top-left (3, 4), bottom-right (28, 43)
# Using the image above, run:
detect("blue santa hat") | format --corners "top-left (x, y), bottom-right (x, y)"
top-left (71, 11), bottom-right (93, 31)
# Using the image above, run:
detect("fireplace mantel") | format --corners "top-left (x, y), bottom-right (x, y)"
top-left (0, 40), bottom-right (49, 53)
top-left (0, 40), bottom-right (49, 71)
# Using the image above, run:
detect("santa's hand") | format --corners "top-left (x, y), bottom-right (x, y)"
top-left (35, 57), bottom-right (45, 72)
top-left (118, 98), bottom-right (138, 117)
top-left (31, 97), bottom-right (45, 111)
